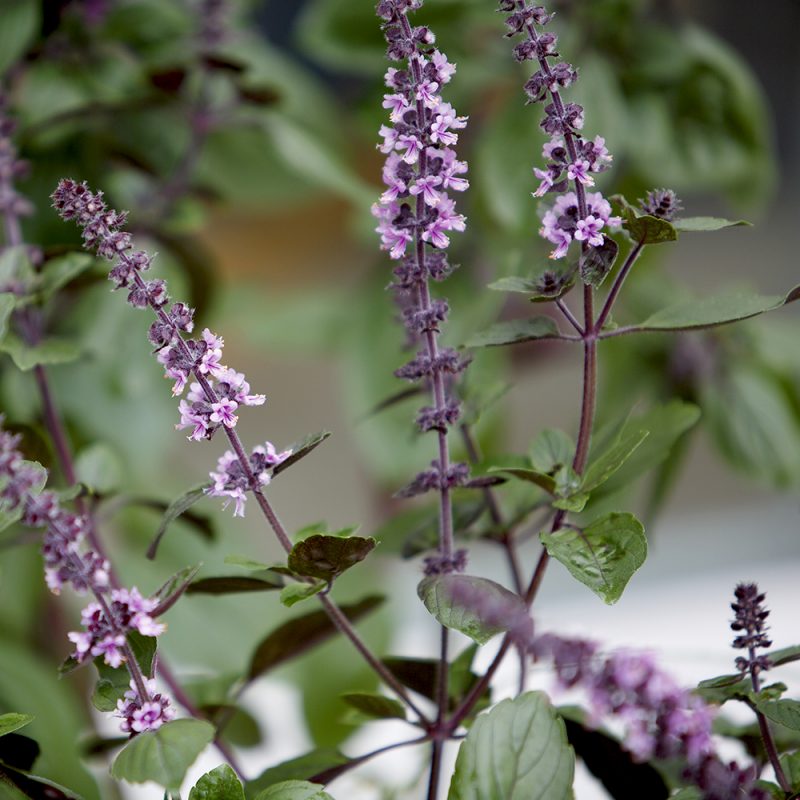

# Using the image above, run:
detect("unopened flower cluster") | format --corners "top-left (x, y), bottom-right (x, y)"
top-left (374, 0), bottom-right (471, 512)
top-left (534, 633), bottom-right (767, 800)
top-left (500, 1), bottom-right (621, 258)
top-left (51, 179), bottom-right (277, 518)
top-left (0, 423), bottom-right (172, 733)
top-left (731, 582), bottom-right (772, 677)
top-left (0, 97), bottom-right (33, 230)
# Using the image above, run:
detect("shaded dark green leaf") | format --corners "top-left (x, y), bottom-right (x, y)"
top-left (541, 513), bottom-right (647, 604)
top-left (464, 317), bottom-right (564, 348)
top-left (288, 535), bottom-right (375, 582)
top-left (417, 574), bottom-right (527, 645)
top-left (561, 713), bottom-right (668, 800)
top-left (189, 764), bottom-right (244, 800)
top-left (0, 764), bottom-right (83, 799)
top-left (340, 692), bottom-right (405, 721)
top-left (147, 484), bottom-right (212, 560)
top-left (579, 236), bottom-right (619, 288)
top-left (37, 254), bottom-right (94, 301)
top-left (186, 574), bottom-right (284, 595)
top-left (0, 733), bottom-right (40, 771)
top-left (447, 692), bottom-right (574, 800)
top-left (247, 596), bottom-right (384, 681)
top-left (110, 719), bottom-right (215, 791)
top-left (616, 197), bottom-right (677, 245)
top-left (272, 432), bottom-right (331, 477)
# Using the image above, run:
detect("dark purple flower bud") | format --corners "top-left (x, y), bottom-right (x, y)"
top-left (145, 279), bottom-right (169, 309)
top-left (730, 582), bottom-right (772, 675)
top-left (395, 463), bottom-right (442, 498)
top-left (524, 71), bottom-right (548, 103)
top-left (423, 548), bottom-right (468, 575)
top-left (639, 188), bottom-right (683, 221)
top-left (513, 39), bottom-right (538, 62)
top-left (395, 351), bottom-right (432, 381)
top-left (403, 299), bottom-right (449, 333)
top-left (168, 302), bottom-right (195, 332)
top-left (126, 285), bottom-right (149, 309)
top-left (416, 398), bottom-right (461, 432)
top-left (536, 32), bottom-right (558, 56)
top-left (425, 250), bottom-right (456, 282)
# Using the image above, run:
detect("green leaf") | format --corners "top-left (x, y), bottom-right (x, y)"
top-left (0, 0), bottom-right (39, 76)
top-left (150, 564), bottom-right (203, 615)
top-left (288, 534), bottom-right (376, 582)
top-left (340, 692), bottom-right (405, 721)
top-left (253, 781), bottom-right (333, 800)
top-left (279, 582), bottom-right (325, 608)
top-left (91, 632), bottom-right (158, 712)
top-left (694, 674), bottom-right (750, 705)
top-left (447, 692), bottom-right (574, 800)
top-left (245, 749), bottom-right (350, 798)
top-left (110, 719), bottom-right (215, 791)
top-left (75, 443), bottom-right (123, 495)
top-left (0, 765), bottom-right (85, 799)
top-left (189, 764), bottom-right (245, 800)
top-left (670, 790), bottom-right (702, 800)
top-left (703, 365), bottom-right (800, 486)
top-left (632, 285), bottom-right (800, 333)
top-left (529, 430), bottom-right (574, 475)
top-left (272, 432), bottom-right (331, 477)
top-left (247, 595), bottom-right (384, 681)
top-left (754, 699), bottom-right (800, 731)
top-left (540, 513), bottom-right (647, 604)
top-left (0, 334), bottom-right (82, 371)
top-left (590, 402), bottom-right (701, 496)
top-left (186, 574), bottom-right (284, 595)
top-left (224, 555), bottom-right (272, 571)
top-left (489, 466), bottom-right (556, 495)
top-left (616, 197), bottom-right (678, 245)
top-left (38, 254), bottom-right (94, 301)
top-left (147, 483), bottom-right (211, 559)
top-left (767, 645), bottom-right (800, 668)
top-left (464, 317), bottom-right (563, 348)
top-left (581, 430), bottom-right (649, 493)
top-left (0, 714), bottom-right (34, 738)
top-left (673, 217), bottom-right (750, 232)
top-left (579, 236), bottom-right (619, 288)
top-left (0, 295), bottom-right (17, 340)
top-left (417, 574), bottom-right (528, 646)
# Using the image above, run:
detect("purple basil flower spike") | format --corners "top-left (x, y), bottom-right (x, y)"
top-left (500, 1), bottom-right (623, 259)
top-left (373, 0), bottom-right (471, 569)
top-left (51, 179), bottom-right (276, 518)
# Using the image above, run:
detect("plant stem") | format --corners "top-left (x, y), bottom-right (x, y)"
top-left (556, 298), bottom-right (584, 335)
top-left (318, 593), bottom-right (429, 723)
top-left (748, 650), bottom-right (791, 793)
top-left (426, 739), bottom-right (445, 800)
top-left (595, 241), bottom-right (644, 332)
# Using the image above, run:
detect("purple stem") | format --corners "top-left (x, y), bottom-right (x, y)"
top-left (748, 649), bottom-right (791, 793)
top-left (594, 241), bottom-right (645, 332)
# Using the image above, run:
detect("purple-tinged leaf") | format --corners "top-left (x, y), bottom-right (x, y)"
top-left (247, 596), bottom-right (384, 681)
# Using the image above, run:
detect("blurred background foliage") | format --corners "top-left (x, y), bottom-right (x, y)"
top-left (0, 0), bottom-right (798, 796)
